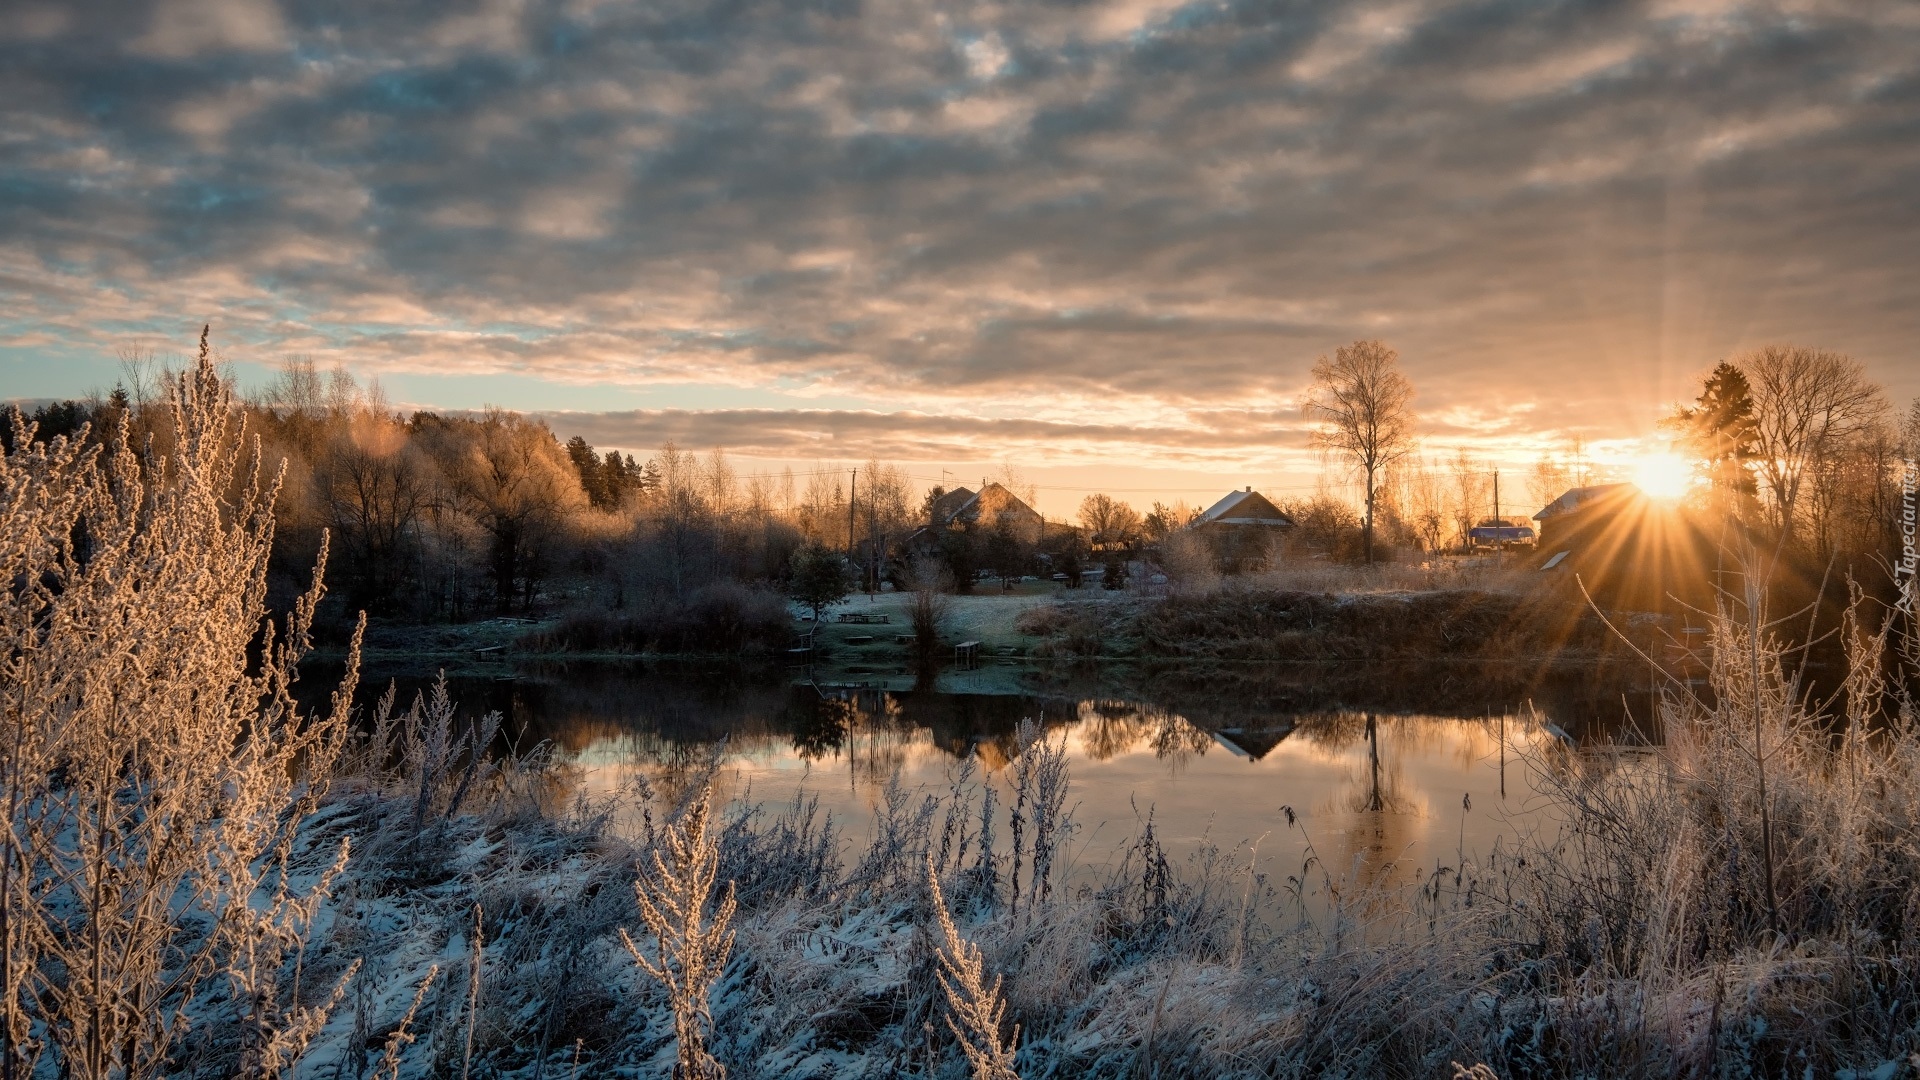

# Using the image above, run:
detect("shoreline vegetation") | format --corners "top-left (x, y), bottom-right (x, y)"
top-left (7, 338), bottom-right (1920, 1079)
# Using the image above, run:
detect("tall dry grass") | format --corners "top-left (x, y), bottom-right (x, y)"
top-left (622, 783), bottom-right (737, 1080)
top-left (0, 329), bottom-right (362, 1079)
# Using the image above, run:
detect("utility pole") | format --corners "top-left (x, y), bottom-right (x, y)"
top-left (848, 468), bottom-right (858, 564)
top-left (1493, 468), bottom-right (1502, 562)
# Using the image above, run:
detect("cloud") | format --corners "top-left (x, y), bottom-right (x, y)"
top-left (1, 0), bottom-right (1917, 455)
top-left (537, 405), bottom-right (1322, 465)
top-left (133, 0), bottom-right (288, 58)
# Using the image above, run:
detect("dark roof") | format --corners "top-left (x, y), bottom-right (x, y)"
top-left (1533, 483), bottom-right (1635, 521)
top-left (927, 486), bottom-right (976, 526)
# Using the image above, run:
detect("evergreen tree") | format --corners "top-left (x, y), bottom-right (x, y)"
top-left (601, 450), bottom-right (630, 508)
top-left (565, 435), bottom-right (609, 508)
top-left (1665, 362), bottom-right (1760, 516)
top-left (788, 543), bottom-right (850, 622)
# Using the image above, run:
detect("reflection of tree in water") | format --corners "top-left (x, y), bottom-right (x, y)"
top-left (790, 697), bottom-right (856, 761)
top-left (1074, 700), bottom-right (1213, 766)
top-left (1296, 712), bottom-right (1424, 891)
top-left (839, 693), bottom-right (925, 788)
top-left (606, 729), bottom-right (716, 806)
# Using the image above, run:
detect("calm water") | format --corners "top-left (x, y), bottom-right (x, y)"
top-left (336, 662), bottom-right (1613, 891)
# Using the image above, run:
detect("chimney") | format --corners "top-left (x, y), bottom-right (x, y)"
top-left (1245, 486), bottom-right (1251, 493)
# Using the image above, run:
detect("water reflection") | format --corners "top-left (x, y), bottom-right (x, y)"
top-left (333, 663), bottom-right (1579, 891)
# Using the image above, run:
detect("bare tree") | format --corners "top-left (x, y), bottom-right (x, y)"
top-left (1737, 345), bottom-right (1887, 543)
top-left (1527, 455), bottom-right (1572, 513)
top-left (315, 411), bottom-right (432, 614)
top-left (1076, 494), bottom-right (1141, 549)
top-left (418, 409), bottom-right (586, 612)
top-left (1301, 340), bottom-right (1417, 562)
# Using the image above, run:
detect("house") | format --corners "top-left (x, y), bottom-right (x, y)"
top-left (947, 482), bottom-right (1044, 544)
top-left (1189, 488), bottom-right (1294, 573)
top-left (903, 481), bottom-right (1046, 581)
top-left (1532, 483), bottom-right (1634, 549)
top-left (1529, 482), bottom-right (1723, 612)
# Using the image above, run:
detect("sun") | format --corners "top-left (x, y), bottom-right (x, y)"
top-left (1631, 451), bottom-right (1695, 501)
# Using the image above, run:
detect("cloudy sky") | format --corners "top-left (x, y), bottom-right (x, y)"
top-left (3, 0), bottom-right (1916, 512)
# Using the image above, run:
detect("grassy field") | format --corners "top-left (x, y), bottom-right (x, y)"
top-left (799, 584), bottom-right (1123, 692)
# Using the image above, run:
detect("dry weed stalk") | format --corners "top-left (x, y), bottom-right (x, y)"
top-left (926, 855), bottom-right (1020, 1080)
top-left (620, 783), bottom-right (737, 1080)
top-left (375, 965), bottom-right (439, 1080)
top-left (1007, 720), bottom-right (1073, 919)
top-left (0, 328), bottom-right (361, 1080)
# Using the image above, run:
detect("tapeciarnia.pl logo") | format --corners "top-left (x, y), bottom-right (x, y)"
top-left (1900, 457), bottom-right (1917, 614)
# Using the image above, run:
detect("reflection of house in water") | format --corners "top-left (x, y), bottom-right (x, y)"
top-left (1209, 724), bottom-right (1296, 761)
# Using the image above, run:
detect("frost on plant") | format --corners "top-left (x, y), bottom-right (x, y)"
top-left (927, 854), bottom-right (1020, 1080)
top-left (0, 328), bottom-right (361, 1079)
top-left (621, 782), bottom-right (738, 1080)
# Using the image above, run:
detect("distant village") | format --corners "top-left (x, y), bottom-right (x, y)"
top-left (875, 473), bottom-right (1696, 613)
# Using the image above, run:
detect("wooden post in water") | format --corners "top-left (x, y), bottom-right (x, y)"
top-left (1498, 711), bottom-right (1505, 799)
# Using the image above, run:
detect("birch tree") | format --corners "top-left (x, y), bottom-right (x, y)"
top-left (1301, 340), bottom-right (1417, 563)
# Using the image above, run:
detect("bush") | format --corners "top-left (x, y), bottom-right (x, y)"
top-left (650, 581), bottom-right (792, 654)
top-left (0, 333), bottom-right (361, 1077)
top-left (522, 610), bottom-right (652, 653)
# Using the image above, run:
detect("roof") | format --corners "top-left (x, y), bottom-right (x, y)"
top-left (926, 486), bottom-right (976, 526)
top-left (1533, 483), bottom-right (1635, 521)
top-left (1196, 488), bottom-right (1293, 527)
top-left (1211, 725), bottom-right (1296, 761)
top-left (954, 482), bottom-right (1040, 524)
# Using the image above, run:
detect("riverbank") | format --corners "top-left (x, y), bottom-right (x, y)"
top-left (318, 583), bottom-right (1661, 710)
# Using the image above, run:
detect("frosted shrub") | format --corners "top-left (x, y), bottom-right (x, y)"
top-left (927, 855), bottom-right (1019, 1080)
top-left (0, 330), bottom-right (361, 1079)
top-left (622, 782), bottom-right (737, 1080)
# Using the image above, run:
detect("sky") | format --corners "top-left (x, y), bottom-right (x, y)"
top-left (3, 0), bottom-right (1917, 516)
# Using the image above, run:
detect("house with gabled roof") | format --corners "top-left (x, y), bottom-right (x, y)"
top-left (1196, 487), bottom-right (1294, 528)
top-left (905, 481), bottom-right (1046, 577)
top-left (954, 482), bottom-right (1044, 544)
top-left (1186, 487), bottom-right (1294, 573)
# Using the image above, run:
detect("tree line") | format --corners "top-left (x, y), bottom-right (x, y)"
top-left (8, 335), bottom-right (1914, 627)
